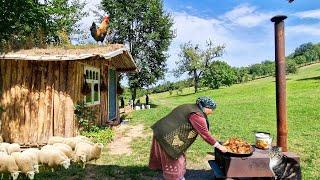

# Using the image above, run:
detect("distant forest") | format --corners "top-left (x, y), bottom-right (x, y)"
top-left (147, 42), bottom-right (320, 94)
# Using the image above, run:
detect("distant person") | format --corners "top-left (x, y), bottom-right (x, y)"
top-left (128, 100), bottom-right (134, 109)
top-left (146, 94), bottom-right (149, 105)
top-left (120, 97), bottom-right (125, 108)
top-left (148, 96), bottom-right (227, 180)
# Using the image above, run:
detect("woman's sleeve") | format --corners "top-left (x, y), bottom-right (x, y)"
top-left (189, 112), bottom-right (217, 145)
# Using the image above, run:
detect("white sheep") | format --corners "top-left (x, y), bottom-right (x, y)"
top-left (52, 143), bottom-right (74, 160)
top-left (39, 148), bottom-right (71, 172)
top-left (0, 146), bottom-right (7, 154)
top-left (21, 148), bottom-right (41, 173)
top-left (11, 152), bottom-right (35, 180)
top-left (0, 153), bottom-right (20, 180)
top-left (0, 143), bottom-right (21, 155)
top-left (63, 136), bottom-right (93, 150)
top-left (74, 142), bottom-right (104, 168)
top-left (47, 136), bottom-right (65, 145)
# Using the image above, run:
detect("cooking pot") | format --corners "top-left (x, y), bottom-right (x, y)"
top-left (254, 131), bottom-right (272, 150)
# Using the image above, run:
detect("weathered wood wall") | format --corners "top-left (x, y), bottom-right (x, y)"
top-left (0, 58), bottom-right (112, 145)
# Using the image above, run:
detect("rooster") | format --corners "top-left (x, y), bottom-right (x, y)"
top-left (90, 16), bottom-right (110, 43)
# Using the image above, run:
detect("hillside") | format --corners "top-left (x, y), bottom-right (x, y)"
top-left (130, 63), bottom-right (320, 178)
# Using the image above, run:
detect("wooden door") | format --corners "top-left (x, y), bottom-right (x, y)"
top-left (108, 69), bottom-right (117, 120)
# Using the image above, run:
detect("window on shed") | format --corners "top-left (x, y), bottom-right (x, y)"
top-left (84, 66), bottom-right (100, 105)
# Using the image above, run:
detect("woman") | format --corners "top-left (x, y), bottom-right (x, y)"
top-left (148, 96), bottom-right (227, 180)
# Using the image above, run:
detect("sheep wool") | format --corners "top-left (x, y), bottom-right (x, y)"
top-left (75, 142), bottom-right (103, 168)
top-left (39, 148), bottom-right (70, 170)
top-left (0, 154), bottom-right (20, 180)
top-left (48, 136), bottom-right (65, 145)
top-left (0, 146), bottom-right (7, 154)
top-left (11, 152), bottom-right (35, 180)
top-left (62, 137), bottom-right (77, 150)
top-left (0, 143), bottom-right (21, 155)
top-left (6, 143), bottom-right (21, 155)
top-left (52, 143), bottom-right (74, 159)
top-left (21, 148), bottom-right (41, 173)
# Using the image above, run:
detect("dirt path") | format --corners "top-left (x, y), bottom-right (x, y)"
top-left (107, 123), bottom-right (145, 155)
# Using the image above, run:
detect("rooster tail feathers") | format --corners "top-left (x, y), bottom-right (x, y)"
top-left (90, 22), bottom-right (96, 30)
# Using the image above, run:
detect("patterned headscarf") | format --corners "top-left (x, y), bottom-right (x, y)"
top-left (196, 96), bottom-right (216, 111)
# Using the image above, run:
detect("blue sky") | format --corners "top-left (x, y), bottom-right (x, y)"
top-left (81, 0), bottom-right (320, 82)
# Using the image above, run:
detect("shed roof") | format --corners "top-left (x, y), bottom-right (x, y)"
top-left (0, 44), bottom-right (137, 72)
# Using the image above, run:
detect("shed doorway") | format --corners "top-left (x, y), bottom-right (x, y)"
top-left (108, 69), bottom-right (117, 120)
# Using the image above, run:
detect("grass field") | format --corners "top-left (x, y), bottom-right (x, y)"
top-left (6, 63), bottom-right (318, 179)
top-left (128, 63), bottom-right (320, 179)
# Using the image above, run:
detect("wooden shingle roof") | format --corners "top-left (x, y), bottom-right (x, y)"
top-left (0, 44), bottom-right (137, 72)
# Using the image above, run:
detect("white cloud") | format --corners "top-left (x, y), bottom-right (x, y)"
top-left (222, 4), bottom-right (276, 28)
top-left (165, 11), bottom-right (276, 81)
top-left (295, 9), bottom-right (320, 19)
top-left (287, 24), bottom-right (320, 36)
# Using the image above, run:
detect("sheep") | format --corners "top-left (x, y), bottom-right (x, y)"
top-left (0, 142), bottom-right (10, 153)
top-left (21, 148), bottom-right (41, 173)
top-left (47, 136), bottom-right (65, 145)
top-left (74, 142), bottom-right (104, 168)
top-left (11, 152), bottom-right (35, 180)
top-left (48, 136), bottom-right (93, 150)
top-left (52, 143), bottom-right (74, 160)
top-left (0, 153), bottom-right (20, 180)
top-left (39, 148), bottom-right (71, 172)
top-left (63, 136), bottom-right (93, 150)
top-left (0, 143), bottom-right (21, 155)
top-left (0, 146), bottom-right (7, 154)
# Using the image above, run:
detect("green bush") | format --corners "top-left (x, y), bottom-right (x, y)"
top-left (74, 102), bottom-right (97, 132)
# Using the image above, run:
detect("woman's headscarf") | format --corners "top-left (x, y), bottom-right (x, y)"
top-left (196, 96), bottom-right (217, 111)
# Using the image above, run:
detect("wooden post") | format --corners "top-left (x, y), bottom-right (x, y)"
top-left (271, 15), bottom-right (288, 152)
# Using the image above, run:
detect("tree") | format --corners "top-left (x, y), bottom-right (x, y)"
top-left (234, 67), bottom-right (250, 83)
top-left (45, 0), bottom-right (87, 44)
top-left (203, 61), bottom-right (237, 89)
top-left (286, 60), bottom-right (298, 74)
top-left (101, 0), bottom-right (174, 104)
top-left (0, 0), bottom-right (48, 51)
top-left (0, 0), bottom-right (87, 51)
top-left (174, 40), bottom-right (224, 93)
top-left (293, 42), bottom-right (313, 58)
top-left (294, 55), bottom-right (307, 66)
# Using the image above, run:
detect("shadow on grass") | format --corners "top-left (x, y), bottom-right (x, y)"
top-left (150, 103), bottom-right (159, 108)
top-left (296, 76), bottom-right (320, 81)
top-left (3, 163), bottom-right (215, 180)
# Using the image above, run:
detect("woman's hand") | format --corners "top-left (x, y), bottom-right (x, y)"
top-left (214, 142), bottom-right (228, 153)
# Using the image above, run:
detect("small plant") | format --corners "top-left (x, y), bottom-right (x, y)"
top-left (81, 127), bottom-right (114, 144)
top-left (74, 102), bottom-right (97, 132)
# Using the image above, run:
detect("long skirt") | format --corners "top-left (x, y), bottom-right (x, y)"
top-left (148, 136), bottom-right (186, 180)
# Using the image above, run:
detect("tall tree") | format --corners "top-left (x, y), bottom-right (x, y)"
top-left (174, 40), bottom-right (224, 93)
top-left (45, 0), bottom-right (87, 44)
top-left (0, 0), bottom-right (87, 51)
top-left (101, 0), bottom-right (174, 103)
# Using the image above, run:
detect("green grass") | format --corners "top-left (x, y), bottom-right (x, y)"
top-left (129, 63), bottom-right (320, 179)
top-left (7, 64), bottom-right (318, 179)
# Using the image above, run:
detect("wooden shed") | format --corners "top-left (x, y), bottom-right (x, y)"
top-left (0, 44), bottom-right (136, 145)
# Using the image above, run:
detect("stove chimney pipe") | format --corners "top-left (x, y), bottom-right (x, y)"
top-left (271, 15), bottom-right (288, 152)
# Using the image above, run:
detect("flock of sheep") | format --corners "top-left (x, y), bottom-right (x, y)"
top-left (0, 136), bottom-right (104, 180)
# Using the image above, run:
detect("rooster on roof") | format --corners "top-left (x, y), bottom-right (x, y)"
top-left (90, 16), bottom-right (110, 43)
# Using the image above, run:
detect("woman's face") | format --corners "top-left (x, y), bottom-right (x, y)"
top-left (204, 107), bottom-right (214, 115)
